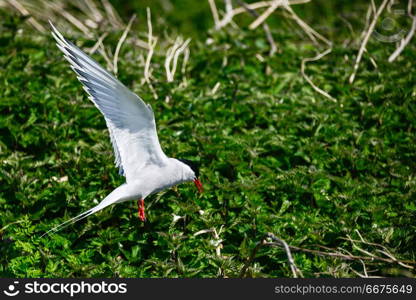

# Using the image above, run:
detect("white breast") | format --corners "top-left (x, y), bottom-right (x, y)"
top-left (126, 158), bottom-right (194, 200)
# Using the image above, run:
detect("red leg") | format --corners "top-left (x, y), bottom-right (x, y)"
top-left (137, 199), bottom-right (146, 222)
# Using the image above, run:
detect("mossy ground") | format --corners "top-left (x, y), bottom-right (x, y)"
top-left (0, 0), bottom-right (415, 277)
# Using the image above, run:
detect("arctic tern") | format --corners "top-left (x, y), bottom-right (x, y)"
top-left (43, 23), bottom-right (203, 236)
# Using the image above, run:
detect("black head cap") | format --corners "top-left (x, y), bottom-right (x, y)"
top-left (178, 159), bottom-right (200, 178)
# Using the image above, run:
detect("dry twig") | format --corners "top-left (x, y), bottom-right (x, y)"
top-left (289, 243), bottom-right (415, 268)
top-left (240, 232), bottom-right (303, 278)
top-left (194, 226), bottom-right (225, 258)
top-left (218, 0), bottom-right (235, 29)
top-left (284, 3), bottom-right (331, 46)
top-left (349, 0), bottom-right (389, 83)
top-left (305, 230), bottom-right (416, 271)
top-left (47, 1), bottom-right (93, 38)
top-left (248, 0), bottom-right (283, 30)
top-left (97, 43), bottom-right (114, 72)
top-left (208, 0), bottom-right (221, 29)
top-left (6, 0), bottom-right (46, 32)
top-left (113, 14), bottom-right (136, 75)
top-left (235, 0), bottom-right (277, 55)
top-left (211, 82), bottom-right (221, 94)
top-left (240, 231), bottom-right (415, 278)
top-left (301, 48), bottom-right (337, 102)
top-left (165, 38), bottom-right (191, 82)
top-left (208, 0), bottom-right (330, 55)
top-left (87, 32), bottom-right (108, 54)
top-left (343, 230), bottom-right (415, 270)
top-left (214, 0), bottom-right (311, 28)
top-left (4, 0), bottom-right (191, 92)
top-left (266, 233), bottom-right (304, 278)
top-left (83, 0), bottom-right (104, 24)
top-left (101, 0), bottom-right (124, 28)
top-left (144, 7), bottom-right (158, 99)
top-left (388, 0), bottom-right (416, 62)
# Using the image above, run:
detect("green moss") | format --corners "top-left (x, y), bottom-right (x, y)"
top-left (0, 1), bottom-right (415, 277)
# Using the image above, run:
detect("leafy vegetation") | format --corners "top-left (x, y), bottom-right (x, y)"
top-left (0, 0), bottom-right (415, 277)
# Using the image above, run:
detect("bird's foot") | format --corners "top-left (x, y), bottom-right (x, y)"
top-left (137, 199), bottom-right (146, 222)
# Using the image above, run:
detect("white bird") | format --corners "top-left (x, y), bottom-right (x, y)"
top-left (44, 23), bottom-right (203, 236)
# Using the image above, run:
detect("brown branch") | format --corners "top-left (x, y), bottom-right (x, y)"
top-left (288, 244), bottom-right (415, 269)
top-left (240, 231), bottom-right (416, 278)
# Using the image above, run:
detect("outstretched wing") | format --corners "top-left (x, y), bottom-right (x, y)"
top-left (50, 22), bottom-right (168, 181)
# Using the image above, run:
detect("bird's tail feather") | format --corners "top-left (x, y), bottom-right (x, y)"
top-left (41, 184), bottom-right (132, 237)
top-left (41, 200), bottom-right (112, 238)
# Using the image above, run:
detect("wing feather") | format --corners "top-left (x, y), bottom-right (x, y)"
top-left (50, 22), bottom-right (168, 181)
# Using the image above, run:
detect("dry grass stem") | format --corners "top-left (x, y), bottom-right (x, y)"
top-left (46, 1), bottom-right (93, 38)
top-left (0, 219), bottom-right (26, 234)
top-left (240, 233), bottom-right (303, 278)
top-left (208, 0), bottom-right (221, 29)
top-left (301, 48), bottom-right (337, 102)
top-left (218, 0), bottom-right (310, 24)
top-left (266, 233), bottom-right (304, 278)
top-left (217, 0), bottom-right (234, 29)
top-left (388, 0), bottom-right (416, 62)
top-left (240, 230), bottom-right (416, 278)
top-left (248, 0), bottom-right (283, 30)
top-left (349, 0), bottom-right (389, 83)
top-left (349, 260), bottom-right (382, 278)
top-left (371, 0), bottom-right (377, 15)
top-left (210, 0), bottom-right (319, 55)
top-left (171, 39), bottom-right (191, 80)
top-left (211, 82), bottom-right (221, 94)
top-left (284, 4), bottom-right (331, 46)
top-left (165, 38), bottom-right (191, 82)
top-left (87, 32), bottom-right (108, 54)
top-left (144, 7), bottom-right (158, 99)
top-left (290, 244), bottom-right (415, 268)
top-left (235, 0), bottom-right (277, 55)
top-left (83, 0), bottom-right (104, 23)
top-left (97, 44), bottom-right (114, 72)
top-left (6, 0), bottom-right (46, 32)
top-left (101, 0), bottom-right (124, 28)
top-left (194, 226), bottom-right (224, 258)
top-left (181, 48), bottom-right (190, 75)
top-left (113, 14), bottom-right (136, 75)
top-left (165, 40), bottom-right (182, 82)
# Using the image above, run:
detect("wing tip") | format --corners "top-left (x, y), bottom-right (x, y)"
top-left (48, 19), bottom-right (55, 30)
top-left (49, 20), bottom-right (61, 39)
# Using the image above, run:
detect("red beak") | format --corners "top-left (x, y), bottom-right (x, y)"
top-left (193, 178), bottom-right (203, 193)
